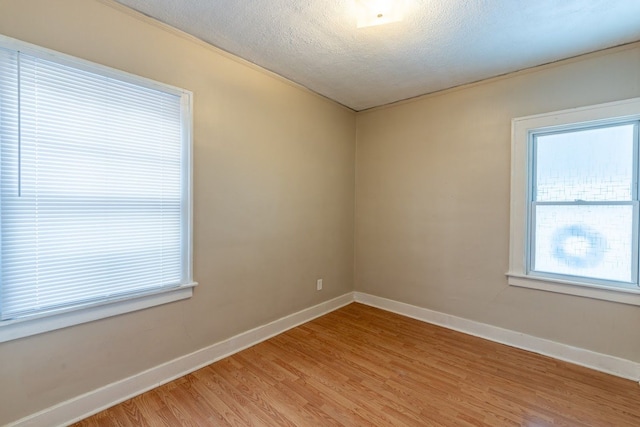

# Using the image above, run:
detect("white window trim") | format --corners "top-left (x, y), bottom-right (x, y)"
top-left (508, 97), bottom-right (640, 306)
top-left (0, 285), bottom-right (195, 343)
top-left (0, 35), bottom-right (197, 342)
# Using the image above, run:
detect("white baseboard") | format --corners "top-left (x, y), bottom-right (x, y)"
top-left (354, 292), bottom-right (640, 382)
top-left (9, 293), bottom-right (354, 427)
top-left (11, 291), bottom-right (640, 426)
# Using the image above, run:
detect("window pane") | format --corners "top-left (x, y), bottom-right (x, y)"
top-left (535, 124), bottom-right (635, 202)
top-left (532, 204), bottom-right (633, 283)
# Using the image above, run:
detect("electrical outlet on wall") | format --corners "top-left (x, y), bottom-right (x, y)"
top-left (316, 279), bottom-right (323, 291)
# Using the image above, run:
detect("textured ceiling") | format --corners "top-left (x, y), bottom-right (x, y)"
top-left (115, 0), bottom-right (640, 111)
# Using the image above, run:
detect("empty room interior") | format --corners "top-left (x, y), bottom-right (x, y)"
top-left (1, 0), bottom-right (640, 425)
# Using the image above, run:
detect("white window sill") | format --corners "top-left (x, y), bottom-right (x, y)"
top-left (507, 273), bottom-right (640, 306)
top-left (0, 282), bottom-right (197, 343)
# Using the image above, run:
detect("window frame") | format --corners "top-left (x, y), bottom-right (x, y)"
top-left (0, 35), bottom-right (196, 342)
top-left (508, 97), bottom-right (640, 306)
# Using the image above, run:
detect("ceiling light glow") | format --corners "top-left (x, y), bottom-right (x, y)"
top-left (355, 0), bottom-right (406, 28)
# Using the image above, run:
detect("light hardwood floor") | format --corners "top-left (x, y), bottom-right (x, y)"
top-left (74, 303), bottom-right (640, 426)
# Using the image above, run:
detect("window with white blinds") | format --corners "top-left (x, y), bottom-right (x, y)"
top-left (0, 37), bottom-right (194, 341)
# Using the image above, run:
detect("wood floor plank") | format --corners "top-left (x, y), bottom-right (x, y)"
top-left (73, 303), bottom-right (640, 426)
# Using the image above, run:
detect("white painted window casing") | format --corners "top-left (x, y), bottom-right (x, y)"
top-left (508, 97), bottom-right (640, 306)
top-left (0, 35), bottom-right (196, 342)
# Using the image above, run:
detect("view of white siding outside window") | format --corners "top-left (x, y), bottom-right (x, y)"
top-left (532, 124), bottom-right (636, 283)
top-left (508, 97), bottom-right (640, 306)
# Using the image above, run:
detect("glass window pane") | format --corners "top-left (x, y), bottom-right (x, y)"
top-left (532, 204), bottom-right (633, 283)
top-left (535, 124), bottom-right (635, 202)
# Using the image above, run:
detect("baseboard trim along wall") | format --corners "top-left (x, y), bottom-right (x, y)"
top-left (11, 291), bottom-right (640, 426)
top-left (9, 293), bottom-right (354, 427)
top-left (354, 292), bottom-right (640, 382)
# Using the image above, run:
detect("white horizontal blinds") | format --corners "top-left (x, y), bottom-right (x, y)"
top-left (0, 48), bottom-right (20, 319)
top-left (0, 51), bottom-right (185, 320)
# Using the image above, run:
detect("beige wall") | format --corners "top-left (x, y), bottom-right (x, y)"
top-left (0, 0), bottom-right (355, 424)
top-left (356, 44), bottom-right (640, 362)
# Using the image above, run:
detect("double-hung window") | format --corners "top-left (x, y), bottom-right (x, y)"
top-left (508, 97), bottom-right (640, 305)
top-left (0, 36), bottom-right (195, 342)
